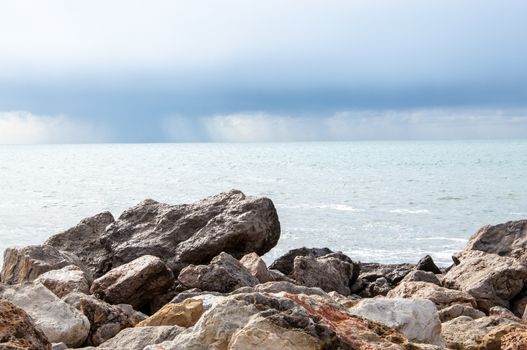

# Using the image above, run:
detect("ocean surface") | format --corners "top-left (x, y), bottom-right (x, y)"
top-left (1, 140), bottom-right (526, 267)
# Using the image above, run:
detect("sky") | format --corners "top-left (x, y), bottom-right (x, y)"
top-left (0, 0), bottom-right (526, 143)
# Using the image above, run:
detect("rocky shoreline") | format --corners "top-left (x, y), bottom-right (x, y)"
top-left (1, 190), bottom-right (526, 349)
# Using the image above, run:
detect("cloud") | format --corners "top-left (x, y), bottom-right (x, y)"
top-left (0, 111), bottom-right (110, 144)
top-left (162, 108), bottom-right (527, 142)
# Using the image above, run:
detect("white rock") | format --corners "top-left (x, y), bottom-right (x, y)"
top-left (0, 282), bottom-right (90, 347)
top-left (349, 297), bottom-right (444, 346)
top-left (35, 265), bottom-right (91, 298)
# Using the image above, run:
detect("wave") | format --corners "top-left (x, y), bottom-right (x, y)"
top-left (415, 237), bottom-right (468, 243)
top-left (437, 196), bottom-right (464, 201)
top-left (388, 208), bottom-right (429, 214)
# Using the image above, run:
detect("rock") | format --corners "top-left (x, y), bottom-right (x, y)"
top-left (90, 255), bottom-right (175, 313)
top-left (441, 316), bottom-right (517, 349)
top-left (401, 270), bottom-right (441, 286)
top-left (0, 299), bottom-right (52, 350)
top-left (35, 265), bottom-right (90, 298)
top-left (437, 303), bottom-right (485, 322)
top-left (511, 291), bottom-right (527, 317)
top-left (0, 245), bottom-right (89, 284)
top-left (459, 220), bottom-right (527, 264)
top-left (63, 292), bottom-right (146, 346)
top-left (360, 262), bottom-right (414, 285)
top-left (45, 212), bottom-right (115, 278)
top-left (479, 323), bottom-right (527, 350)
top-left (146, 292), bottom-right (410, 350)
top-left (360, 277), bottom-right (393, 297)
top-left (51, 343), bottom-right (67, 350)
top-left (489, 305), bottom-right (521, 321)
top-left (177, 252), bottom-right (258, 293)
top-left (268, 247), bottom-right (334, 275)
top-left (239, 253), bottom-right (275, 283)
top-left (247, 280), bottom-right (328, 296)
top-left (349, 298), bottom-right (444, 346)
top-left (0, 282), bottom-right (89, 347)
top-left (291, 253), bottom-right (358, 295)
top-left (387, 281), bottom-right (477, 310)
top-left (95, 326), bottom-right (183, 350)
top-left (443, 250), bottom-right (527, 312)
top-left (415, 255), bottom-right (442, 274)
top-left (136, 299), bottom-right (204, 328)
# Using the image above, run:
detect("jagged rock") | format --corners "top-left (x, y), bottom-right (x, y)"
top-left (478, 323), bottom-right (527, 350)
top-left (458, 220), bottom-right (527, 264)
top-left (443, 250), bottom-right (527, 312)
top-left (177, 252), bottom-right (258, 293)
top-left (349, 298), bottom-right (444, 346)
top-left (63, 292), bottom-right (146, 346)
top-left (360, 277), bottom-right (393, 297)
top-left (90, 255), bottom-right (175, 313)
top-left (0, 282), bottom-right (89, 347)
top-left (400, 270), bottom-right (441, 286)
top-left (239, 253), bottom-right (275, 283)
top-left (0, 299), bottom-right (52, 350)
top-left (243, 280), bottom-right (328, 296)
top-left (51, 343), bottom-right (67, 350)
top-left (415, 255), bottom-right (442, 274)
top-left (45, 212), bottom-right (115, 278)
top-left (511, 289), bottom-right (527, 317)
top-left (291, 253), bottom-right (358, 295)
top-left (144, 292), bottom-right (411, 350)
top-left (268, 247), bottom-right (333, 275)
top-left (489, 306), bottom-right (521, 321)
top-left (0, 245), bottom-right (89, 284)
top-left (437, 303), bottom-right (485, 322)
top-left (94, 326), bottom-right (184, 350)
top-left (387, 281), bottom-right (476, 310)
top-left (136, 299), bottom-right (203, 328)
top-left (441, 316), bottom-right (518, 349)
top-left (360, 262), bottom-right (414, 285)
top-left (35, 265), bottom-right (90, 298)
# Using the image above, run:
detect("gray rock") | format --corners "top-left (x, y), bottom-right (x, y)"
top-left (268, 247), bottom-right (333, 275)
top-left (360, 262), bottom-right (414, 285)
top-left (360, 277), bottom-right (393, 298)
top-left (90, 255), bottom-right (175, 313)
top-left (51, 343), bottom-right (67, 350)
top-left (437, 303), bottom-right (486, 322)
top-left (415, 255), bottom-right (442, 274)
top-left (489, 305), bottom-right (521, 321)
top-left (178, 252), bottom-right (258, 293)
top-left (95, 326), bottom-right (184, 350)
top-left (401, 270), bottom-right (441, 286)
top-left (35, 265), bottom-right (91, 298)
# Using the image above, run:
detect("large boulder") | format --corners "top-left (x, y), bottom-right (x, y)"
top-left (90, 255), bottom-right (175, 313)
top-left (441, 316), bottom-right (518, 349)
top-left (45, 212), bottom-right (115, 277)
top-left (443, 250), bottom-right (527, 312)
top-left (93, 326), bottom-right (184, 350)
top-left (291, 253), bottom-right (358, 295)
top-left (459, 220), bottom-right (527, 264)
top-left (0, 299), bottom-right (52, 350)
top-left (478, 324), bottom-right (527, 350)
top-left (349, 298), bottom-right (444, 346)
top-left (0, 282), bottom-right (90, 347)
top-left (136, 299), bottom-right (203, 328)
top-left (178, 252), bottom-right (258, 293)
top-left (0, 245), bottom-right (88, 284)
top-left (35, 265), bottom-right (90, 298)
top-left (387, 281), bottom-right (477, 310)
top-left (269, 247), bottom-right (334, 275)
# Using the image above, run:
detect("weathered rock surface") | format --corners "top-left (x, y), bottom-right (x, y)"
top-left (437, 303), bottom-right (485, 322)
top-left (441, 316), bottom-right (518, 349)
top-left (242, 280), bottom-right (328, 297)
top-left (415, 255), bottom-right (442, 274)
top-left (136, 299), bottom-right (203, 328)
top-left (63, 292), bottom-right (146, 346)
top-left (239, 252), bottom-right (275, 283)
top-left (177, 252), bottom-right (258, 293)
top-left (443, 250), bottom-right (527, 311)
top-left (0, 245), bottom-right (88, 285)
top-left (90, 255), bottom-right (175, 313)
top-left (360, 262), bottom-right (414, 285)
top-left (359, 276), bottom-right (393, 297)
top-left (146, 292), bottom-right (411, 350)
top-left (93, 326), bottom-right (184, 350)
top-left (400, 270), bottom-right (441, 286)
top-left (45, 212), bottom-right (115, 278)
top-left (0, 299), bottom-right (52, 350)
top-left (478, 323), bottom-right (527, 350)
top-left (511, 292), bottom-right (527, 317)
top-left (459, 220), bottom-right (527, 264)
top-left (349, 298), bottom-right (444, 346)
top-left (0, 282), bottom-right (89, 347)
top-left (35, 265), bottom-right (90, 298)
top-left (269, 247), bottom-right (334, 275)
top-left (291, 253), bottom-right (358, 295)
top-left (387, 281), bottom-right (477, 310)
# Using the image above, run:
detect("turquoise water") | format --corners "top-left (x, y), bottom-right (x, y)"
top-left (1, 140), bottom-right (526, 266)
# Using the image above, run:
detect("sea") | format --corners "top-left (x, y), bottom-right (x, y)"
top-left (1, 140), bottom-right (526, 267)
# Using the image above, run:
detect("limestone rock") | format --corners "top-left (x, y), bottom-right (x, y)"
top-left (459, 220), bottom-right (527, 264)
top-left (0, 282), bottom-right (89, 347)
top-left (177, 252), bottom-right (258, 293)
top-left (90, 255), bottom-right (175, 313)
top-left (136, 299), bottom-right (203, 328)
top-left (489, 306), bottom-right (521, 321)
top-left (441, 316), bottom-right (517, 349)
top-left (0, 245), bottom-right (88, 284)
top-left (360, 262), bottom-right (414, 285)
top-left (0, 299), bottom-right (52, 350)
top-left (245, 280), bottom-right (328, 296)
top-left (45, 212), bottom-right (115, 278)
top-left (479, 324), bottom-right (527, 350)
top-left (239, 253), bottom-right (275, 283)
top-left (359, 277), bottom-right (393, 297)
top-left (437, 303), bottom-right (485, 322)
top-left (95, 326), bottom-right (183, 350)
top-left (387, 281), bottom-right (476, 310)
top-left (291, 253), bottom-right (358, 295)
top-left (415, 255), bottom-right (442, 274)
top-left (349, 298), bottom-right (444, 346)
top-left (401, 270), bottom-right (441, 286)
top-left (35, 265), bottom-right (90, 298)
top-left (268, 247), bottom-right (334, 275)
top-left (443, 250), bottom-right (527, 312)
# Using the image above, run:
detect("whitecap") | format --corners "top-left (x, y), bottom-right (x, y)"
top-left (388, 209), bottom-right (430, 214)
